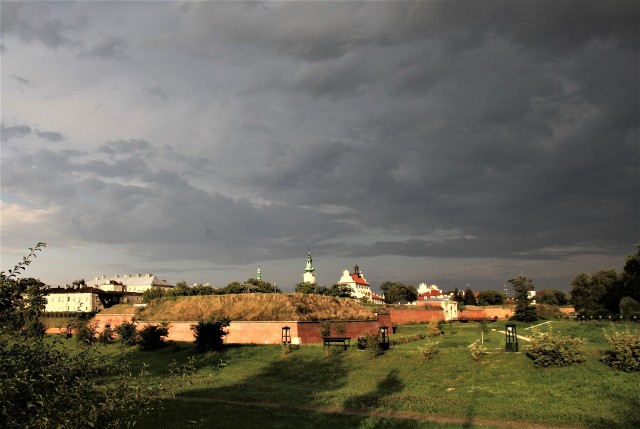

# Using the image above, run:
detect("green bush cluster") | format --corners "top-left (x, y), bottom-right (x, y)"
top-left (526, 328), bottom-right (587, 367)
top-left (602, 328), bottom-right (640, 372)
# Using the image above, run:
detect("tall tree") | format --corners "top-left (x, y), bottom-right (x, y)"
top-left (463, 287), bottom-right (476, 305)
top-left (509, 276), bottom-right (537, 322)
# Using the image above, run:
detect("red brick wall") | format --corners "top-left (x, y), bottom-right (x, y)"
top-left (389, 308), bottom-right (445, 325)
top-left (88, 315), bottom-right (385, 345)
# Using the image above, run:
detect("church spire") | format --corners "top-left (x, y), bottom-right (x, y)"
top-left (303, 250), bottom-right (316, 284)
top-left (305, 250), bottom-right (314, 273)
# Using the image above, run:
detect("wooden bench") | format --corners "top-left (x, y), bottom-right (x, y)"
top-left (323, 337), bottom-right (351, 350)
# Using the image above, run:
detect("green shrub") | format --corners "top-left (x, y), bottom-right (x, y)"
top-left (426, 319), bottom-right (443, 337)
top-left (468, 340), bottom-right (488, 360)
top-left (115, 320), bottom-right (139, 346)
top-left (602, 328), bottom-right (640, 372)
top-left (526, 328), bottom-right (587, 368)
top-left (75, 322), bottom-right (97, 345)
top-left (418, 341), bottom-right (439, 361)
top-left (362, 332), bottom-right (382, 358)
top-left (320, 321), bottom-right (332, 337)
top-left (138, 323), bottom-right (169, 351)
top-left (191, 318), bottom-right (230, 352)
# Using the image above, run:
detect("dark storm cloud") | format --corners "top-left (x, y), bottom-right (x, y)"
top-left (1, 1), bottom-right (637, 288)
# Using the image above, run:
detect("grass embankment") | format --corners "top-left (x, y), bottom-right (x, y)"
top-left (137, 293), bottom-right (375, 322)
top-left (77, 319), bottom-right (640, 429)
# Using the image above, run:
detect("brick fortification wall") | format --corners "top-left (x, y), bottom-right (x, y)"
top-left (89, 314), bottom-right (385, 345)
top-left (389, 308), bottom-right (445, 325)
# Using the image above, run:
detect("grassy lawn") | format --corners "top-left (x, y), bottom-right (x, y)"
top-left (71, 320), bottom-right (639, 429)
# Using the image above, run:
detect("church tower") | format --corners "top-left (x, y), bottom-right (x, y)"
top-left (256, 265), bottom-right (262, 281)
top-left (303, 250), bottom-right (316, 284)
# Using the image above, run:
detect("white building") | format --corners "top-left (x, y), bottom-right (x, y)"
top-left (86, 273), bottom-right (173, 294)
top-left (337, 264), bottom-right (375, 301)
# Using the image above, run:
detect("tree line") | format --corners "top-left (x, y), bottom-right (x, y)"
top-left (569, 245), bottom-right (640, 319)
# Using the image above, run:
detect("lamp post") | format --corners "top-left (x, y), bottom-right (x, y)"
top-left (505, 323), bottom-right (518, 352)
top-left (379, 325), bottom-right (389, 351)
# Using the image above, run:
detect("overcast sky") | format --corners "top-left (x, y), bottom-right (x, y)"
top-left (1, 1), bottom-right (637, 293)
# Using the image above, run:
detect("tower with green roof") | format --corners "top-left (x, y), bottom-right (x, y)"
top-left (303, 250), bottom-right (316, 284)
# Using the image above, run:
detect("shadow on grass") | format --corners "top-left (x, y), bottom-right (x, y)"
top-left (137, 349), bottom-right (455, 429)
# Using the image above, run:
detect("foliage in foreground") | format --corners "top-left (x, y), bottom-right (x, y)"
top-left (0, 243), bottom-right (154, 428)
top-left (602, 328), bottom-right (640, 372)
top-left (526, 328), bottom-right (587, 367)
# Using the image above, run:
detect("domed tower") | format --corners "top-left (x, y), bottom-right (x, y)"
top-left (303, 250), bottom-right (316, 284)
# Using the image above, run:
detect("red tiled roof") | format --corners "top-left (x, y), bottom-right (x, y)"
top-left (418, 291), bottom-right (443, 300)
top-left (351, 274), bottom-right (370, 286)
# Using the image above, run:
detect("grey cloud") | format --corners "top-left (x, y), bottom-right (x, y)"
top-left (1, 124), bottom-right (32, 141)
top-left (0, 2), bottom-right (78, 48)
top-left (35, 130), bottom-right (64, 142)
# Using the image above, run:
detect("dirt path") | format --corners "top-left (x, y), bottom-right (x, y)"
top-left (170, 395), bottom-right (584, 429)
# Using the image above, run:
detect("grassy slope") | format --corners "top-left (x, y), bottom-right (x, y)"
top-left (86, 320), bottom-right (640, 429)
top-left (137, 293), bottom-right (375, 322)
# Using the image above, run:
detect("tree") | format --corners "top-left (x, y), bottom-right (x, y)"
top-left (0, 243), bottom-right (153, 428)
top-left (570, 272), bottom-right (608, 316)
top-left (509, 276), bottom-right (537, 322)
top-left (477, 289), bottom-right (505, 305)
top-left (452, 287), bottom-right (464, 302)
top-left (463, 287), bottom-right (476, 305)
top-left (536, 289), bottom-right (568, 306)
top-left (295, 282), bottom-right (317, 294)
top-left (324, 283), bottom-right (353, 298)
top-left (380, 281), bottom-right (418, 304)
top-left (142, 286), bottom-right (167, 302)
top-left (622, 244), bottom-right (640, 303)
top-left (619, 296), bottom-right (640, 319)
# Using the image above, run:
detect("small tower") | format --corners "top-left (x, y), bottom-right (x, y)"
top-left (303, 250), bottom-right (316, 284)
top-left (256, 265), bottom-right (262, 281)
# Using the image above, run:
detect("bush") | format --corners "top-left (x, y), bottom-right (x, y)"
top-left (418, 341), bottom-right (439, 361)
top-left (75, 322), bottom-right (97, 345)
top-left (526, 328), bottom-right (587, 368)
top-left (362, 332), bottom-right (382, 358)
top-left (602, 328), bottom-right (640, 372)
top-left (320, 321), bottom-right (332, 337)
top-left (426, 319), bottom-right (443, 337)
top-left (191, 318), bottom-right (230, 352)
top-left (138, 323), bottom-right (169, 351)
top-left (115, 320), bottom-right (139, 346)
top-left (468, 340), bottom-right (488, 360)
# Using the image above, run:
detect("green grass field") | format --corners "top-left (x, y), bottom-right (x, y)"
top-left (82, 320), bottom-right (639, 429)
